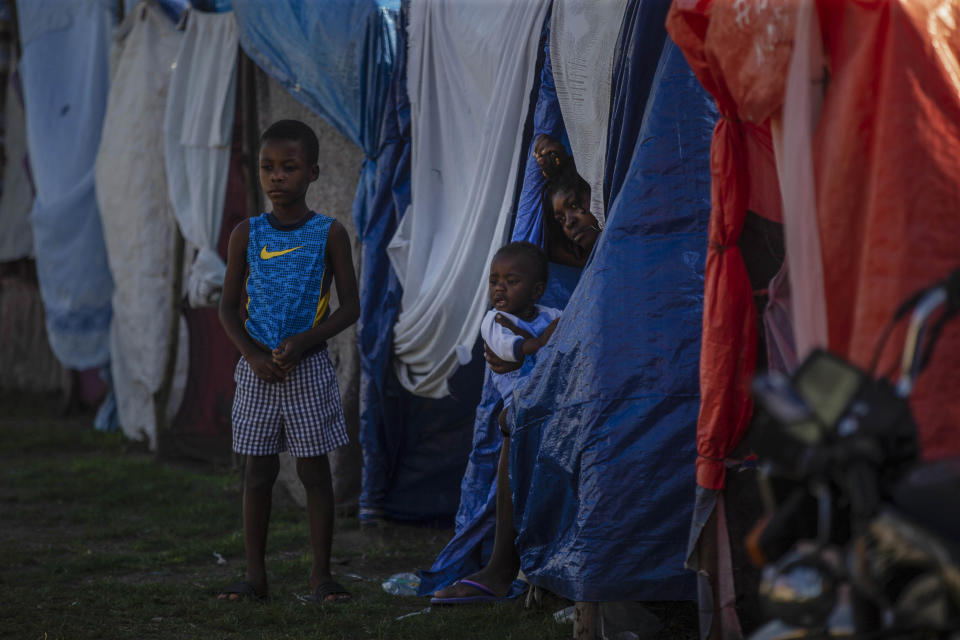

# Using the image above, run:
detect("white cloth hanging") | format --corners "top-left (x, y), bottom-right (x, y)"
top-left (389, 0), bottom-right (550, 398)
top-left (95, 1), bottom-right (188, 448)
top-left (550, 0), bottom-right (630, 228)
top-left (163, 7), bottom-right (238, 308)
top-left (773, 1), bottom-right (829, 359)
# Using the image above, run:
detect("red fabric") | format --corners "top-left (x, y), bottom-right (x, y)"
top-left (668, 0), bottom-right (794, 489)
top-left (744, 123), bottom-right (782, 224)
top-left (814, 0), bottom-right (960, 460)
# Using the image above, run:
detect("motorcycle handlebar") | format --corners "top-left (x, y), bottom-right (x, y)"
top-left (896, 268), bottom-right (960, 396)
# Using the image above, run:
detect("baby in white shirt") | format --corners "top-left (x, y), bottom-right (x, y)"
top-left (480, 242), bottom-right (561, 407)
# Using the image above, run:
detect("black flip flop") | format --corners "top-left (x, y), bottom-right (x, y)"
top-left (217, 580), bottom-right (266, 601)
top-left (309, 579), bottom-right (351, 604)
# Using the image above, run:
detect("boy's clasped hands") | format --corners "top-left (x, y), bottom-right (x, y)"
top-left (245, 335), bottom-right (308, 383)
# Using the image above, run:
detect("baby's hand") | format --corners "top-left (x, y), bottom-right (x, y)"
top-left (494, 314), bottom-right (535, 340)
top-left (484, 342), bottom-right (522, 375)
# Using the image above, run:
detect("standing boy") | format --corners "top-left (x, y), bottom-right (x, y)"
top-left (218, 120), bottom-right (359, 603)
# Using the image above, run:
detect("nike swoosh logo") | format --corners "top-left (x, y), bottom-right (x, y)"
top-left (260, 245), bottom-right (303, 260)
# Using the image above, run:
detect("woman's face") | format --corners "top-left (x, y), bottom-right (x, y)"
top-left (551, 188), bottom-right (600, 251)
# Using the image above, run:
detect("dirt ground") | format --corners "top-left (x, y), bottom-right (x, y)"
top-left (0, 399), bottom-right (697, 639)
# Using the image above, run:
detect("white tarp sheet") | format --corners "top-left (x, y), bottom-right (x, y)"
top-left (389, 0), bottom-right (550, 398)
top-left (163, 8), bottom-right (238, 308)
top-left (0, 57), bottom-right (35, 262)
top-left (96, 2), bottom-right (188, 448)
top-left (550, 0), bottom-right (630, 227)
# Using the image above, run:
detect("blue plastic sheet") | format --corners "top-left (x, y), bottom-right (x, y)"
top-left (232, 0), bottom-right (397, 158)
top-left (123, 0), bottom-right (190, 22)
top-left (17, 0), bottom-right (114, 369)
top-left (603, 0), bottom-right (671, 208)
top-left (512, 18), bottom-right (565, 248)
top-left (506, 29), bottom-right (717, 602)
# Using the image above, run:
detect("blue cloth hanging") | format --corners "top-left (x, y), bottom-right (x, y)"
top-left (17, 0), bottom-right (114, 369)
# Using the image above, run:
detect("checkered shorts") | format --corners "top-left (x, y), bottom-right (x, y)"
top-left (231, 350), bottom-right (349, 457)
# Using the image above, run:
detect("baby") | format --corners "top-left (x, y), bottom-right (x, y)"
top-left (481, 241), bottom-right (560, 406)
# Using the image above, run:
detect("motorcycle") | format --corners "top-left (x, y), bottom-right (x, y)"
top-left (746, 269), bottom-right (960, 639)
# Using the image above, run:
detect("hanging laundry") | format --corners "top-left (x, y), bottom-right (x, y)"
top-left (389, 0), bottom-right (550, 398)
top-left (96, 1), bottom-right (189, 448)
top-left (163, 8), bottom-right (239, 307)
top-left (17, 0), bottom-right (114, 369)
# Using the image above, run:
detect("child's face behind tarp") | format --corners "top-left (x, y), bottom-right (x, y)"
top-left (259, 139), bottom-right (319, 209)
top-left (488, 254), bottom-right (544, 319)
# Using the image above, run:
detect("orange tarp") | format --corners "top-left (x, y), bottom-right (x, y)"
top-left (814, 0), bottom-right (960, 459)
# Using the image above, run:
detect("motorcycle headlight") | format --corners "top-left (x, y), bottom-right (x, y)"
top-left (760, 549), bottom-right (838, 629)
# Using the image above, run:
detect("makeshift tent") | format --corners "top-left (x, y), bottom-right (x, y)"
top-left (389, 0), bottom-right (550, 398)
top-left (95, 2), bottom-right (188, 448)
top-left (506, 29), bottom-right (715, 602)
top-left (17, 0), bottom-right (114, 370)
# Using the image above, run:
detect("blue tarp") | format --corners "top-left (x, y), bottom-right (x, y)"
top-left (511, 17), bottom-right (565, 248)
top-left (17, 0), bottom-right (114, 369)
top-left (232, 0), bottom-right (397, 160)
top-left (418, 11), bottom-right (576, 593)
top-left (123, 0), bottom-right (191, 22)
top-left (506, 22), bottom-right (717, 602)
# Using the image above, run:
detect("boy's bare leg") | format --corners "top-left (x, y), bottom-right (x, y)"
top-left (296, 455), bottom-right (348, 601)
top-left (434, 410), bottom-right (519, 599)
top-left (224, 454), bottom-right (279, 599)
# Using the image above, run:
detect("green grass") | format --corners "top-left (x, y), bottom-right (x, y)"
top-left (0, 413), bottom-right (695, 639)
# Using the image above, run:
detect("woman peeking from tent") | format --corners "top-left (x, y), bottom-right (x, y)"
top-left (533, 134), bottom-right (599, 270)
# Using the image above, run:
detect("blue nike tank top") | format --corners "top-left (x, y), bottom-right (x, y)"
top-left (244, 212), bottom-right (334, 349)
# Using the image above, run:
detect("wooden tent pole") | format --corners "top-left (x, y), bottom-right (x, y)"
top-left (240, 50), bottom-right (260, 218)
top-left (154, 226), bottom-right (184, 457)
top-left (574, 602), bottom-right (599, 640)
